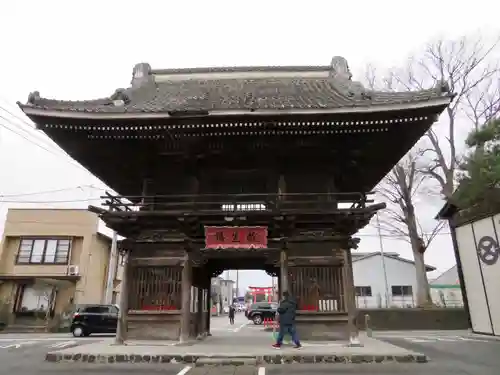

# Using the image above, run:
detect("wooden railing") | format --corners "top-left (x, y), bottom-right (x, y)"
top-left (128, 266), bottom-right (182, 311)
top-left (101, 192), bottom-right (374, 214)
top-left (289, 266), bottom-right (346, 312)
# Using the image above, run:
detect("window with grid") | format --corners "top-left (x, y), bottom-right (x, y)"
top-left (17, 238), bottom-right (71, 264)
top-left (391, 285), bottom-right (413, 296)
top-left (355, 286), bottom-right (372, 297)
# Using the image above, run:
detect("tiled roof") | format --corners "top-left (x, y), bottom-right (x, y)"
top-left (18, 57), bottom-right (452, 116)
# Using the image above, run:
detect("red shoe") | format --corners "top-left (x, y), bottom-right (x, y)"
top-left (272, 344), bottom-right (281, 349)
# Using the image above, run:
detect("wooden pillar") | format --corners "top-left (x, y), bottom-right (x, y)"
top-left (115, 250), bottom-right (131, 345)
top-left (343, 248), bottom-right (361, 346)
top-left (205, 274), bottom-right (212, 336)
top-left (180, 252), bottom-right (192, 343)
top-left (280, 250), bottom-right (289, 298)
top-left (197, 285), bottom-right (204, 338)
top-left (277, 273), bottom-right (282, 299)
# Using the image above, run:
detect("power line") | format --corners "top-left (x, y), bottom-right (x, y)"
top-left (0, 118), bottom-right (88, 173)
top-left (0, 105), bottom-right (91, 174)
top-left (0, 106), bottom-right (62, 153)
top-left (0, 101), bottom-right (70, 158)
top-left (0, 198), bottom-right (102, 204)
top-left (0, 185), bottom-right (105, 198)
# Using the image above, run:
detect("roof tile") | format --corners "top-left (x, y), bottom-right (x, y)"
top-left (20, 58), bottom-right (452, 114)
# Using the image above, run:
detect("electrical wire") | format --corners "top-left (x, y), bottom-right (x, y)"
top-left (0, 185), bottom-right (105, 198)
top-left (0, 104), bottom-right (91, 173)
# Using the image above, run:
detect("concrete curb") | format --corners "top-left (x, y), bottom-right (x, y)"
top-left (45, 352), bottom-right (429, 365)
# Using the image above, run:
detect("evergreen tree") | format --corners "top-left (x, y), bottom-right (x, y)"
top-left (456, 118), bottom-right (500, 206)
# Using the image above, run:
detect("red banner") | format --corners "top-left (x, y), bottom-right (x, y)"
top-left (205, 226), bottom-right (268, 249)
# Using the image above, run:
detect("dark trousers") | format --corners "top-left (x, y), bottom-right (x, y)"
top-left (229, 316), bottom-right (234, 324)
top-left (276, 324), bottom-right (300, 345)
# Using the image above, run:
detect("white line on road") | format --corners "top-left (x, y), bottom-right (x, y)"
top-left (233, 322), bottom-right (249, 332)
top-left (407, 339), bottom-right (434, 343)
top-left (0, 341), bottom-right (37, 349)
top-left (0, 337), bottom-right (92, 342)
top-left (0, 344), bottom-right (21, 349)
top-left (176, 365), bottom-right (192, 375)
top-left (50, 341), bottom-right (77, 348)
top-left (258, 366), bottom-right (266, 375)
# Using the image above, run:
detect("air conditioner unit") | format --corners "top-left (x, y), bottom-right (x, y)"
top-left (67, 265), bottom-right (80, 276)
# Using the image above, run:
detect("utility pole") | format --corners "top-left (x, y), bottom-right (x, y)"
top-left (376, 212), bottom-right (390, 307)
top-left (236, 269), bottom-right (239, 299)
top-left (104, 230), bottom-right (118, 304)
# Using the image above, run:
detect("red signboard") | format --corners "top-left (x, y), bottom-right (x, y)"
top-left (205, 226), bottom-right (268, 249)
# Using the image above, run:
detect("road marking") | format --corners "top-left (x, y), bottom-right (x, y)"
top-left (0, 344), bottom-right (21, 349)
top-left (50, 341), bottom-right (77, 348)
top-left (176, 365), bottom-right (192, 375)
top-left (0, 337), bottom-right (93, 342)
top-left (0, 341), bottom-right (37, 349)
top-left (258, 366), bottom-right (266, 375)
top-left (233, 322), bottom-right (249, 332)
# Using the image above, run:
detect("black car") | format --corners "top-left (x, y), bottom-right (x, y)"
top-left (245, 302), bottom-right (278, 325)
top-left (71, 304), bottom-right (118, 337)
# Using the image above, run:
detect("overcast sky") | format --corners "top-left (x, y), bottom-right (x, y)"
top-left (0, 0), bottom-right (499, 294)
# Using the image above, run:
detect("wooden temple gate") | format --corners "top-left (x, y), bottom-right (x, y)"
top-left (18, 57), bottom-right (452, 346)
top-left (106, 196), bottom-right (370, 344)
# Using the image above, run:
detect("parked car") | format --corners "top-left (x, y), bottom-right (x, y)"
top-left (245, 302), bottom-right (278, 325)
top-left (71, 304), bottom-right (118, 337)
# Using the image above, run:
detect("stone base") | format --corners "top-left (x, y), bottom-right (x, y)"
top-left (295, 312), bottom-right (349, 341)
top-left (127, 312), bottom-right (181, 340)
top-left (46, 352), bottom-right (428, 365)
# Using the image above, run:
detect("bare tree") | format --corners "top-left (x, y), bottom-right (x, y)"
top-left (377, 153), bottom-right (445, 307)
top-left (393, 36), bottom-right (500, 198)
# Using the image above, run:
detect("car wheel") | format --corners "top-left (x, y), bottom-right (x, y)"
top-left (253, 315), bottom-right (263, 325)
top-left (72, 325), bottom-right (86, 337)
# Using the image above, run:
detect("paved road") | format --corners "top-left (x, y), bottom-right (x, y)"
top-left (375, 330), bottom-right (500, 375)
top-left (0, 333), bottom-right (111, 373)
top-left (2, 325), bottom-right (500, 374)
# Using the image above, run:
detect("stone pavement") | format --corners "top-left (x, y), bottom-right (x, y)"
top-left (45, 324), bottom-right (427, 365)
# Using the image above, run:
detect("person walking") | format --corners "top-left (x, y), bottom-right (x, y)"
top-left (228, 303), bottom-right (236, 325)
top-left (272, 291), bottom-right (301, 349)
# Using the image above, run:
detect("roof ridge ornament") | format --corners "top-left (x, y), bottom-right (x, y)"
top-left (329, 56), bottom-right (370, 100)
top-left (27, 91), bottom-right (41, 105)
top-left (131, 63), bottom-right (154, 88)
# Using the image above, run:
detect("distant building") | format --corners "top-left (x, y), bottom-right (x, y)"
top-left (210, 277), bottom-right (234, 314)
top-left (352, 252), bottom-right (436, 308)
top-left (430, 265), bottom-right (463, 307)
top-left (0, 209), bottom-right (123, 328)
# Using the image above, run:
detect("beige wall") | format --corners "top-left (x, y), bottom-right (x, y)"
top-left (0, 209), bottom-right (116, 308)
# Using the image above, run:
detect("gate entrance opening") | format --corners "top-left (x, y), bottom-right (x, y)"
top-left (19, 57), bottom-right (452, 344)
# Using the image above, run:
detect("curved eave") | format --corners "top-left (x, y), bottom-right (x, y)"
top-left (17, 96), bottom-right (453, 120)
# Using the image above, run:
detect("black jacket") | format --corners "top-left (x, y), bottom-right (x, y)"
top-left (277, 297), bottom-right (297, 325)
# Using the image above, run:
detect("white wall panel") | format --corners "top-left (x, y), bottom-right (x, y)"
top-left (473, 215), bottom-right (500, 335)
top-left (456, 223), bottom-right (493, 334)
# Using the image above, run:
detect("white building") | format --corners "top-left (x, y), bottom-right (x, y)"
top-left (439, 201), bottom-right (500, 337)
top-left (352, 251), bottom-right (436, 308)
top-left (430, 265), bottom-right (463, 308)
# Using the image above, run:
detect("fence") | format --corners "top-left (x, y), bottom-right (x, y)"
top-left (355, 293), bottom-right (464, 309)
